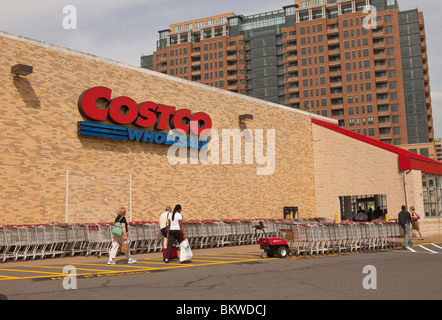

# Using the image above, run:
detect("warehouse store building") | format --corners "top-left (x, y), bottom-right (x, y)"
top-left (1, 31), bottom-right (441, 235)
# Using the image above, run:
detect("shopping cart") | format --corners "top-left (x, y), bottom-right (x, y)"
top-left (344, 222), bottom-right (362, 252)
top-left (84, 224), bottom-right (110, 257)
top-left (45, 225), bottom-right (68, 258)
top-left (1, 226), bottom-right (17, 262)
top-left (15, 226), bottom-right (31, 261)
top-left (376, 222), bottom-right (387, 250)
top-left (64, 224), bottom-right (87, 256)
top-left (26, 225), bottom-right (48, 259)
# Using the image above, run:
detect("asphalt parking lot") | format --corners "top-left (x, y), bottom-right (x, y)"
top-left (1, 237), bottom-right (441, 304)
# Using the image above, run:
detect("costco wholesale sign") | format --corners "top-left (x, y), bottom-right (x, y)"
top-left (77, 86), bottom-right (211, 149)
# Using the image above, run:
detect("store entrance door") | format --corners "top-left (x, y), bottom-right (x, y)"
top-left (339, 195), bottom-right (387, 221)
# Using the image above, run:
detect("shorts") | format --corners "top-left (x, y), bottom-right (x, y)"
top-left (161, 226), bottom-right (168, 237)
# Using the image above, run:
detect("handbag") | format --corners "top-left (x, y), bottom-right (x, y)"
top-left (179, 239), bottom-right (193, 262)
top-left (111, 216), bottom-right (124, 236)
top-left (121, 241), bottom-right (129, 254)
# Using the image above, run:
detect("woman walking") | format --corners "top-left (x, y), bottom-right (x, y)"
top-left (108, 207), bottom-right (137, 265)
top-left (409, 206), bottom-right (424, 240)
top-left (164, 204), bottom-right (186, 263)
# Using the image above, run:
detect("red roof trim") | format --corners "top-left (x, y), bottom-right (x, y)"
top-left (312, 118), bottom-right (442, 175)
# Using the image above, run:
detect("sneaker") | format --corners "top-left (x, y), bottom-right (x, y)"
top-left (107, 259), bottom-right (116, 265)
top-left (164, 258), bottom-right (169, 263)
top-left (128, 258), bottom-right (137, 264)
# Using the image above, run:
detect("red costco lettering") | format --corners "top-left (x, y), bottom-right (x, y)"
top-left (78, 86), bottom-right (212, 136)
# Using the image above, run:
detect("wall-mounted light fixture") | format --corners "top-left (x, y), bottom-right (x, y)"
top-left (11, 64), bottom-right (33, 76)
top-left (239, 114), bottom-right (253, 122)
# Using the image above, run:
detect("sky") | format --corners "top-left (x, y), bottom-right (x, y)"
top-left (0, 0), bottom-right (441, 138)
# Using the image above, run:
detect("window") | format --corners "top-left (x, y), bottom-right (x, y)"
top-left (422, 173), bottom-right (442, 218)
top-left (387, 0), bottom-right (396, 6)
top-left (349, 118), bottom-right (355, 126)
top-left (195, 21), bottom-right (205, 28)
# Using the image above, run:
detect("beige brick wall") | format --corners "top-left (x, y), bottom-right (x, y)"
top-left (312, 123), bottom-right (442, 236)
top-left (313, 124), bottom-right (413, 219)
top-left (0, 32), bottom-right (318, 225)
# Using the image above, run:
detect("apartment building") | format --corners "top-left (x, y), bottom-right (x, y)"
top-left (435, 138), bottom-right (442, 162)
top-left (141, 0), bottom-right (434, 146)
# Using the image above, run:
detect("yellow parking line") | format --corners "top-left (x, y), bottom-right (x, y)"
top-left (206, 254), bottom-right (261, 258)
top-left (73, 263), bottom-right (153, 270)
top-left (0, 268), bottom-right (67, 276)
top-left (137, 261), bottom-right (188, 266)
top-left (26, 265), bottom-right (112, 273)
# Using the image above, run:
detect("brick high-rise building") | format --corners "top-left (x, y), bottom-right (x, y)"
top-left (141, 0), bottom-right (434, 146)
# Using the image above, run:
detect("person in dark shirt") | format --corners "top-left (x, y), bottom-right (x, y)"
top-left (373, 206), bottom-right (383, 220)
top-left (398, 205), bottom-right (413, 248)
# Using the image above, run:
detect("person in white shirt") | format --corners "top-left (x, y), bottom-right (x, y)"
top-left (157, 206), bottom-right (172, 249)
top-left (164, 204), bottom-right (187, 263)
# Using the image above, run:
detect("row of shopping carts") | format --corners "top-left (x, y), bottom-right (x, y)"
top-left (277, 221), bottom-right (403, 257)
top-left (0, 222), bottom-right (165, 262)
top-left (0, 218), bottom-right (399, 262)
top-left (0, 218), bottom-right (291, 262)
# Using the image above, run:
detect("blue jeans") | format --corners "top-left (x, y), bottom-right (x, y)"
top-left (403, 223), bottom-right (413, 247)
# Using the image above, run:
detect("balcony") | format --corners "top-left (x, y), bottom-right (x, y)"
top-left (329, 58), bottom-right (341, 66)
top-left (287, 43), bottom-right (298, 53)
top-left (287, 55), bottom-right (298, 62)
top-left (374, 52), bottom-right (386, 61)
top-left (329, 68), bottom-right (342, 77)
top-left (330, 91), bottom-right (343, 98)
top-left (376, 85), bottom-right (389, 94)
top-left (157, 65), bottom-right (167, 72)
top-left (375, 73), bottom-right (388, 82)
top-left (374, 63), bottom-right (387, 72)
top-left (287, 66), bottom-right (298, 73)
top-left (287, 74), bottom-right (299, 83)
top-left (426, 96), bottom-right (432, 105)
top-left (226, 44), bottom-right (237, 52)
top-left (372, 29), bottom-right (385, 39)
top-left (330, 80), bottom-right (343, 88)
top-left (327, 27), bottom-right (339, 35)
top-left (327, 37), bottom-right (340, 46)
top-left (288, 97), bottom-right (300, 104)
top-left (373, 40), bottom-right (385, 49)
top-left (288, 86), bottom-right (299, 94)
top-left (328, 46), bottom-right (340, 56)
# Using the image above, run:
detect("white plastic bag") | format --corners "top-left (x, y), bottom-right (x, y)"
top-left (179, 239), bottom-right (193, 262)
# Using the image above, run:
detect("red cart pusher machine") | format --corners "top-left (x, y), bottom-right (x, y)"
top-left (254, 221), bottom-right (289, 259)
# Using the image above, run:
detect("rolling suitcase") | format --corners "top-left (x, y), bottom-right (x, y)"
top-left (163, 245), bottom-right (178, 260)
